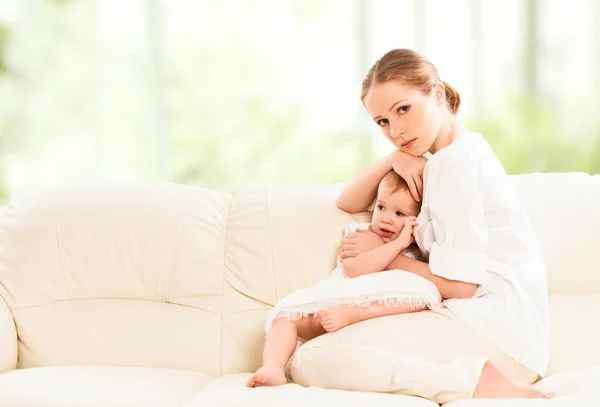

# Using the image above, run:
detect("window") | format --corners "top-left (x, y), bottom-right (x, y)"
top-left (0, 0), bottom-right (598, 201)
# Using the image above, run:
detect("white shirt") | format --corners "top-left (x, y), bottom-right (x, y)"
top-left (414, 131), bottom-right (549, 377)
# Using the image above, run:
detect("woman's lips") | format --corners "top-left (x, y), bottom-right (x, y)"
top-left (402, 138), bottom-right (416, 148)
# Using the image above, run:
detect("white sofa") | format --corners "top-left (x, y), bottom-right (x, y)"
top-left (0, 173), bottom-right (599, 406)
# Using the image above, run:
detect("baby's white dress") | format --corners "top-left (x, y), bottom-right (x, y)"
top-left (265, 222), bottom-right (442, 335)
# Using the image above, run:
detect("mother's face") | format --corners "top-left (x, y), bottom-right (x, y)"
top-left (363, 80), bottom-right (444, 157)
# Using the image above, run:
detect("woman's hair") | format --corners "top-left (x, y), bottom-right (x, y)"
top-left (361, 49), bottom-right (461, 116)
top-left (381, 171), bottom-right (409, 195)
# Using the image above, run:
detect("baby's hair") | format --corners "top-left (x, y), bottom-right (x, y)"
top-left (380, 171), bottom-right (409, 195)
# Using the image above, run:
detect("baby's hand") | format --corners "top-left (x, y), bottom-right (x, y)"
top-left (396, 216), bottom-right (419, 250)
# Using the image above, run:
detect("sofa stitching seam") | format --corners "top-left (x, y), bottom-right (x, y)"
top-left (164, 193), bottom-right (192, 303)
top-left (56, 209), bottom-right (71, 300)
top-left (265, 188), bottom-right (279, 301)
top-left (220, 192), bottom-right (234, 376)
top-left (11, 297), bottom-right (221, 313)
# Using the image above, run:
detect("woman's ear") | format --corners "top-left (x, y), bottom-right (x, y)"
top-left (434, 83), bottom-right (445, 106)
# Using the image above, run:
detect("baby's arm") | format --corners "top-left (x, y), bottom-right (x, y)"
top-left (343, 217), bottom-right (418, 278)
top-left (342, 239), bottom-right (405, 278)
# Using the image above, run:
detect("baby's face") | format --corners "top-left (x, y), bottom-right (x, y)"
top-left (371, 185), bottom-right (421, 243)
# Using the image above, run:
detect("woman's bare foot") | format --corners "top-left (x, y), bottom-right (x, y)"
top-left (247, 365), bottom-right (287, 388)
top-left (317, 306), bottom-right (360, 332)
top-left (473, 361), bottom-right (557, 399)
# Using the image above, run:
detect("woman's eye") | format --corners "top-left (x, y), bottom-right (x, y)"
top-left (397, 105), bottom-right (410, 114)
top-left (376, 119), bottom-right (388, 127)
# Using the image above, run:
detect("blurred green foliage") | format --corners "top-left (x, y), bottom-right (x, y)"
top-left (0, 0), bottom-right (598, 206)
top-left (0, 23), bottom-right (9, 202)
top-left (466, 95), bottom-right (600, 175)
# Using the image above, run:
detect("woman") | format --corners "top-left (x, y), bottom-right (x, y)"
top-left (332, 49), bottom-right (553, 401)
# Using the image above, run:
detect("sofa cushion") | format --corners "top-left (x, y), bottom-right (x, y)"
top-left (547, 293), bottom-right (600, 375)
top-left (536, 365), bottom-right (600, 401)
top-left (183, 373), bottom-right (438, 407)
top-left (510, 173), bottom-right (600, 294)
top-left (0, 181), bottom-right (230, 310)
top-left (0, 295), bottom-right (16, 372)
top-left (0, 366), bottom-right (212, 407)
top-left (12, 299), bottom-right (221, 372)
top-left (0, 181), bottom-right (231, 375)
top-left (442, 396), bottom-right (587, 406)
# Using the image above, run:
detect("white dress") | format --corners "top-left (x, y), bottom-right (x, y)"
top-left (413, 131), bottom-right (549, 377)
top-left (265, 222), bottom-right (442, 335)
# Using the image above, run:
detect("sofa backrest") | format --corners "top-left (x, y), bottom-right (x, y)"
top-left (0, 182), bottom-right (232, 375)
top-left (0, 174), bottom-right (599, 377)
top-left (509, 173), bottom-right (600, 374)
top-left (510, 173), bottom-right (600, 294)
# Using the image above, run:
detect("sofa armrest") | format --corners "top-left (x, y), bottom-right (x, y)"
top-left (0, 295), bottom-right (17, 372)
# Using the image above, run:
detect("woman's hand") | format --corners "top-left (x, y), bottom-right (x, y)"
top-left (339, 228), bottom-right (385, 259)
top-left (389, 150), bottom-right (428, 202)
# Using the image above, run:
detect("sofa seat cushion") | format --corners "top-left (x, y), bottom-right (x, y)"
top-left (442, 365), bottom-right (600, 406)
top-left (183, 373), bottom-right (438, 406)
top-left (443, 397), bottom-right (587, 406)
top-left (0, 366), bottom-right (212, 407)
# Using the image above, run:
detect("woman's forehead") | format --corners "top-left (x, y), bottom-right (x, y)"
top-left (364, 81), bottom-right (421, 115)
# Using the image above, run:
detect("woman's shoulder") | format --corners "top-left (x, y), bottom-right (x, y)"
top-left (424, 131), bottom-right (505, 186)
top-left (428, 131), bottom-right (495, 168)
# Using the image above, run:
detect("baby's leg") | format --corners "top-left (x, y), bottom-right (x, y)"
top-left (247, 315), bottom-right (325, 388)
top-left (318, 301), bottom-right (426, 332)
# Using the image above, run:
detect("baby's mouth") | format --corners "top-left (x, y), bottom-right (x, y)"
top-left (380, 228), bottom-right (395, 237)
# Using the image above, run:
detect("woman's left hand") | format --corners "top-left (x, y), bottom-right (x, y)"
top-left (339, 228), bottom-right (385, 259)
top-left (390, 150), bottom-right (428, 202)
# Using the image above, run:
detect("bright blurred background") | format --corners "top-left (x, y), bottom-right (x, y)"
top-left (0, 0), bottom-right (598, 202)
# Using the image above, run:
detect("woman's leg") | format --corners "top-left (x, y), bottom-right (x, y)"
top-left (290, 308), bottom-right (555, 402)
top-left (317, 301), bottom-right (426, 332)
top-left (247, 315), bottom-right (325, 387)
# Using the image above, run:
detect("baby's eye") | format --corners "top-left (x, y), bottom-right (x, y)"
top-left (377, 205), bottom-right (384, 211)
top-left (376, 119), bottom-right (388, 127)
top-left (396, 211), bottom-right (405, 216)
top-left (397, 105), bottom-right (410, 114)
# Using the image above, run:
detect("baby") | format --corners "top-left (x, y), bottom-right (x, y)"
top-left (318, 170), bottom-right (430, 331)
top-left (339, 170), bottom-right (424, 278)
top-left (247, 171), bottom-right (441, 388)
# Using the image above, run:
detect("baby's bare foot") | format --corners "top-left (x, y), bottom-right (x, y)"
top-left (247, 366), bottom-right (287, 388)
top-left (317, 306), bottom-right (357, 332)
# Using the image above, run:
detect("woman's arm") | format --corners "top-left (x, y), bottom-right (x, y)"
top-left (339, 233), bottom-right (478, 298)
top-left (337, 151), bottom-right (428, 213)
top-left (386, 254), bottom-right (478, 299)
top-left (390, 153), bottom-right (488, 300)
top-left (336, 154), bottom-right (394, 214)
